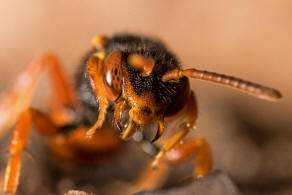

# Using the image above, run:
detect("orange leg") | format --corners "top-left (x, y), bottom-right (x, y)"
top-left (128, 136), bottom-right (212, 194)
top-left (128, 160), bottom-right (170, 193)
top-left (131, 92), bottom-right (203, 192)
top-left (132, 137), bottom-right (212, 193)
top-left (165, 136), bottom-right (212, 178)
top-left (4, 108), bottom-right (59, 195)
top-left (85, 54), bottom-right (109, 137)
top-left (4, 111), bottom-right (122, 195)
top-left (151, 92), bottom-right (197, 169)
top-left (151, 126), bottom-right (190, 169)
top-left (0, 53), bottom-right (76, 136)
top-left (130, 136), bottom-right (212, 193)
top-left (151, 92), bottom-right (211, 177)
top-left (0, 53), bottom-right (76, 194)
top-left (48, 122), bottom-right (122, 163)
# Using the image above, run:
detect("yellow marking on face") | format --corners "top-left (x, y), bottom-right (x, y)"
top-left (93, 51), bottom-right (106, 61)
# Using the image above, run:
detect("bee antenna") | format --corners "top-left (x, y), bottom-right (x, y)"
top-left (162, 68), bottom-right (282, 101)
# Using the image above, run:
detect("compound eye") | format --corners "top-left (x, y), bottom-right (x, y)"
top-left (103, 51), bottom-right (123, 95)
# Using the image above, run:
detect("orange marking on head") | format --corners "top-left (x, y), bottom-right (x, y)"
top-left (91, 35), bottom-right (107, 49)
top-left (128, 54), bottom-right (155, 76)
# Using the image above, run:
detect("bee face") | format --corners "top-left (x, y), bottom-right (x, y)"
top-left (84, 34), bottom-right (194, 138)
top-left (121, 54), bottom-right (165, 125)
top-left (100, 47), bottom-right (191, 128)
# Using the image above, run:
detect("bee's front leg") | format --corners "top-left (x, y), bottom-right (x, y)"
top-left (131, 92), bottom-right (212, 192)
top-left (151, 92), bottom-right (198, 169)
top-left (165, 135), bottom-right (212, 178)
top-left (151, 92), bottom-right (212, 178)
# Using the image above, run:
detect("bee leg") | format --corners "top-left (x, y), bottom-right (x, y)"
top-left (86, 55), bottom-right (109, 137)
top-left (130, 92), bottom-right (198, 192)
top-left (133, 137), bottom-right (211, 194)
top-left (1, 53), bottom-right (76, 195)
top-left (129, 160), bottom-right (170, 193)
top-left (165, 136), bottom-right (212, 178)
top-left (48, 122), bottom-right (123, 163)
top-left (0, 53), bottom-right (76, 136)
top-left (133, 130), bottom-right (207, 192)
top-left (152, 92), bottom-right (197, 169)
top-left (151, 125), bottom-right (191, 169)
top-left (4, 108), bottom-right (59, 195)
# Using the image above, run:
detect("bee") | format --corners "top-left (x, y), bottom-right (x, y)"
top-left (0, 34), bottom-right (282, 194)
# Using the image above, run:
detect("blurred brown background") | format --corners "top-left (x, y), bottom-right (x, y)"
top-left (0, 1), bottom-right (291, 195)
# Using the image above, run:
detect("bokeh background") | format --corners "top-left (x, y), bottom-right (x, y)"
top-left (0, 1), bottom-right (291, 195)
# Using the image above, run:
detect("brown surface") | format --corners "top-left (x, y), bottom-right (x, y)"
top-left (0, 1), bottom-right (291, 195)
top-left (136, 170), bottom-right (241, 195)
